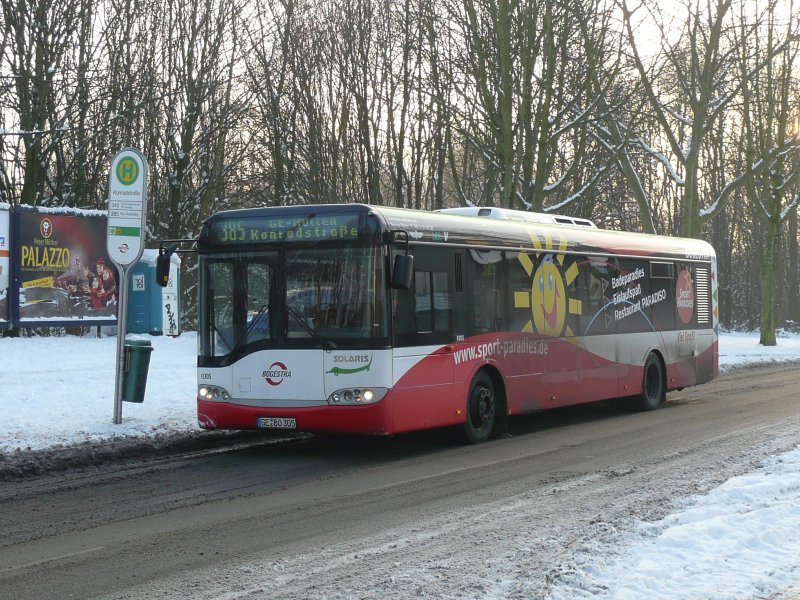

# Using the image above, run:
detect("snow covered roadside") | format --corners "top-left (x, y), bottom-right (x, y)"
top-left (549, 446), bottom-right (800, 600)
top-left (717, 329), bottom-right (800, 370)
top-left (1, 332), bottom-right (200, 453)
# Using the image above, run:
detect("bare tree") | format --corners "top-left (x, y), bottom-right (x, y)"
top-left (621, 0), bottom-right (789, 237)
top-left (438, 0), bottom-right (622, 213)
top-left (736, 0), bottom-right (800, 345)
top-left (0, 0), bottom-right (82, 205)
top-left (150, 0), bottom-right (246, 241)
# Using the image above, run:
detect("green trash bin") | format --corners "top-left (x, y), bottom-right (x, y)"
top-left (122, 338), bottom-right (153, 403)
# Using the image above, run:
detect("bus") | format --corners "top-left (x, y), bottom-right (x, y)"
top-left (157, 203), bottom-right (718, 443)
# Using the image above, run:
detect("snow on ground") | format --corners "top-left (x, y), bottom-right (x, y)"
top-left (1, 331), bottom-right (199, 453)
top-left (549, 447), bottom-right (800, 599)
top-left (2, 329), bottom-right (800, 598)
top-left (717, 329), bottom-right (800, 369)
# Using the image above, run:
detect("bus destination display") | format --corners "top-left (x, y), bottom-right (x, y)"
top-left (208, 214), bottom-right (361, 244)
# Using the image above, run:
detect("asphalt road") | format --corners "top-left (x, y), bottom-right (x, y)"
top-left (1, 363), bottom-right (799, 599)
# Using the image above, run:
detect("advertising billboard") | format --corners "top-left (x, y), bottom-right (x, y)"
top-left (15, 208), bottom-right (118, 325)
top-left (0, 204), bottom-right (9, 327)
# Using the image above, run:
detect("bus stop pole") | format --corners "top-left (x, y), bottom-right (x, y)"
top-left (107, 147), bottom-right (148, 424)
top-left (113, 265), bottom-right (131, 424)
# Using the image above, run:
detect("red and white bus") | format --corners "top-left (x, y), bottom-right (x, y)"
top-left (161, 203), bottom-right (718, 443)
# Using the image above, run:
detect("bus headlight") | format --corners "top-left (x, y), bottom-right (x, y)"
top-left (327, 387), bottom-right (388, 406)
top-left (198, 385), bottom-right (231, 402)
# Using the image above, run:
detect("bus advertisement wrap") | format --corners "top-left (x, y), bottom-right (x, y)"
top-left (0, 205), bottom-right (9, 326)
top-left (15, 209), bottom-right (118, 323)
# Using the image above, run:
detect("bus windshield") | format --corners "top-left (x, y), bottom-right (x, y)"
top-left (199, 244), bottom-right (387, 363)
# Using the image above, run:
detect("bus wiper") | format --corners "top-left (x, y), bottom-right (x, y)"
top-left (227, 303), bottom-right (269, 361)
top-left (285, 304), bottom-right (337, 350)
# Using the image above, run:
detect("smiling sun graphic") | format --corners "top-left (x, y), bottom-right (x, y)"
top-left (514, 231), bottom-right (582, 337)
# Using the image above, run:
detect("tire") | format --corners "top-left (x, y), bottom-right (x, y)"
top-left (639, 352), bottom-right (665, 411)
top-left (464, 372), bottom-right (496, 443)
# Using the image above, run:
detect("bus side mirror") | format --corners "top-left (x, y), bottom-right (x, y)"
top-left (156, 244), bottom-right (178, 287)
top-left (391, 254), bottom-right (414, 290)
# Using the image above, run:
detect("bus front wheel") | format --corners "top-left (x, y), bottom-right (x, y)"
top-left (464, 372), bottom-right (496, 443)
top-left (639, 352), bottom-right (666, 411)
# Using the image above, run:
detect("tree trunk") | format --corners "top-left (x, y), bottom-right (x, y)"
top-left (759, 212), bottom-right (781, 346)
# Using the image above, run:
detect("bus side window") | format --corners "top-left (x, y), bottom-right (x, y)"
top-left (393, 283), bottom-right (416, 345)
top-left (393, 247), bottom-right (454, 346)
top-left (580, 258), bottom-right (614, 336)
top-left (616, 258), bottom-right (650, 334)
top-left (473, 284), bottom-right (498, 333)
top-left (414, 270), bottom-right (452, 335)
top-left (415, 272), bottom-right (434, 332)
top-left (650, 261), bottom-right (676, 331)
top-left (469, 250), bottom-right (503, 334)
top-left (209, 261), bottom-right (235, 355)
top-left (245, 262), bottom-right (271, 343)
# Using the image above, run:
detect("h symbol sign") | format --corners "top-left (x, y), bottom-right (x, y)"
top-left (116, 157), bottom-right (139, 185)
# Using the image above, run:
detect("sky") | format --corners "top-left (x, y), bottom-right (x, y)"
top-left (2, 329), bottom-right (800, 598)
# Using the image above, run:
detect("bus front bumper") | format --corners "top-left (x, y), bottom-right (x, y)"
top-left (197, 398), bottom-right (394, 435)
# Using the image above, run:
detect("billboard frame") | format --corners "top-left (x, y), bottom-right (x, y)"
top-left (10, 205), bottom-right (119, 330)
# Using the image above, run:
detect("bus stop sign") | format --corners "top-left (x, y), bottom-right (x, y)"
top-left (107, 147), bottom-right (149, 425)
top-left (107, 148), bottom-right (147, 267)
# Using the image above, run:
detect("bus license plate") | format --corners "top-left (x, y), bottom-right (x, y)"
top-left (257, 417), bottom-right (297, 430)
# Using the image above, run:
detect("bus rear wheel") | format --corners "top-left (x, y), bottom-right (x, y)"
top-left (639, 352), bottom-right (665, 411)
top-left (464, 372), bottom-right (496, 443)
